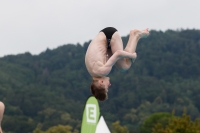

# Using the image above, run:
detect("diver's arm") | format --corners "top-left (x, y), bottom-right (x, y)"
top-left (94, 50), bottom-right (136, 76)
top-left (105, 50), bottom-right (136, 67)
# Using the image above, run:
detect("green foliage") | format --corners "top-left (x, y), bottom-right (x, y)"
top-left (33, 124), bottom-right (79, 133)
top-left (140, 112), bottom-right (172, 133)
top-left (0, 29), bottom-right (200, 132)
top-left (112, 121), bottom-right (129, 133)
top-left (152, 112), bottom-right (200, 133)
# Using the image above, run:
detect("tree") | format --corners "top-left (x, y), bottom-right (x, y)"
top-left (1, 29), bottom-right (200, 133)
top-left (140, 112), bottom-right (172, 133)
top-left (33, 124), bottom-right (78, 133)
top-left (112, 121), bottom-right (129, 133)
top-left (152, 112), bottom-right (200, 133)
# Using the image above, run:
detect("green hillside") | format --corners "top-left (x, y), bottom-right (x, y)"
top-left (0, 29), bottom-right (200, 133)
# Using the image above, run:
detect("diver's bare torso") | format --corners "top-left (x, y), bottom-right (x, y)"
top-left (85, 32), bottom-right (110, 77)
top-left (85, 28), bottom-right (149, 78)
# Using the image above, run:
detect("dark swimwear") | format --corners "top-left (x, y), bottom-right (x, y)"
top-left (100, 27), bottom-right (117, 49)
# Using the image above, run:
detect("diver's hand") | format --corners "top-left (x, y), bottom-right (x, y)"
top-left (131, 52), bottom-right (137, 63)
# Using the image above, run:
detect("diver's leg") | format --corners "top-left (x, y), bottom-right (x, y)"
top-left (124, 28), bottom-right (149, 53)
top-left (110, 31), bottom-right (132, 71)
top-left (110, 28), bottom-right (149, 71)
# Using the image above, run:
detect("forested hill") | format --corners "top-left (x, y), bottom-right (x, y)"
top-left (0, 29), bottom-right (200, 133)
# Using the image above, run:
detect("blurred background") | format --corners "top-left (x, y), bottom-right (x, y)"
top-left (1, 0), bottom-right (200, 57)
top-left (0, 0), bottom-right (200, 133)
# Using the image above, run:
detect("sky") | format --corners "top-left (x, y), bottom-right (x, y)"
top-left (0, 0), bottom-right (200, 57)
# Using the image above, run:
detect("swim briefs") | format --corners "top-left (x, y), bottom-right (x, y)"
top-left (100, 27), bottom-right (117, 49)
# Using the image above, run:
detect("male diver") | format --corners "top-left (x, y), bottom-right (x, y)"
top-left (85, 27), bottom-right (149, 101)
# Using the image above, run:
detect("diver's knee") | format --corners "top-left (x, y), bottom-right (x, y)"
top-left (115, 61), bottom-right (131, 72)
top-left (119, 65), bottom-right (131, 72)
top-left (120, 69), bottom-right (127, 72)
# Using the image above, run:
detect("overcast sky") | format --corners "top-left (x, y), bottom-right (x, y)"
top-left (0, 0), bottom-right (200, 57)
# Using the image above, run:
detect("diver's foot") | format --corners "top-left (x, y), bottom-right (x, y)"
top-left (130, 28), bottom-right (149, 39)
